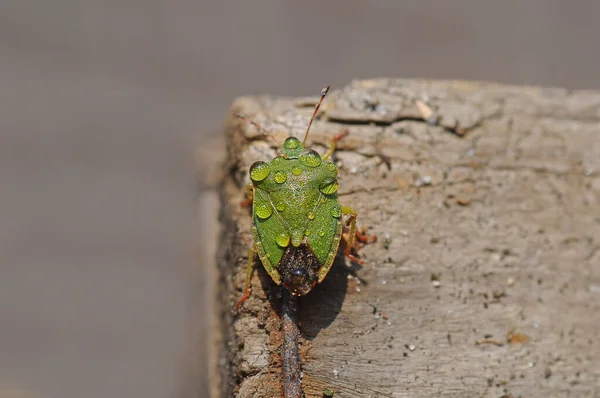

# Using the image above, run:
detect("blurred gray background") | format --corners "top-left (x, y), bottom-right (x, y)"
top-left (0, 1), bottom-right (599, 397)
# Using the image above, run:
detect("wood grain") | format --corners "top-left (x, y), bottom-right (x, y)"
top-left (212, 79), bottom-right (600, 397)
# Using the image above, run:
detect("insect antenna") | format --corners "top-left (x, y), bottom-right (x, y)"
top-left (234, 113), bottom-right (270, 137)
top-left (302, 85), bottom-right (330, 146)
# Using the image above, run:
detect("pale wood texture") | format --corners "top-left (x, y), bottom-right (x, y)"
top-left (214, 79), bottom-right (600, 397)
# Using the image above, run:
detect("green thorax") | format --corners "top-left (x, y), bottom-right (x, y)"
top-left (249, 137), bottom-right (342, 269)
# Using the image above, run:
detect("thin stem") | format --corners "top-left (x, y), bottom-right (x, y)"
top-left (281, 290), bottom-right (303, 398)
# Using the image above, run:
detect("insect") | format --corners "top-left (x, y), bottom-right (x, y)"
top-left (235, 86), bottom-right (375, 310)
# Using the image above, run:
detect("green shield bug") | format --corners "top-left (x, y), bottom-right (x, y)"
top-left (235, 86), bottom-right (375, 310)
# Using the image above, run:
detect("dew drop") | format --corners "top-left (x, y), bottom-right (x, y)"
top-left (276, 232), bottom-right (290, 247)
top-left (325, 162), bottom-right (338, 177)
top-left (283, 137), bottom-right (301, 150)
top-left (308, 212), bottom-right (315, 220)
top-left (331, 205), bottom-right (341, 218)
top-left (275, 201), bottom-right (286, 212)
top-left (299, 149), bottom-right (322, 167)
top-left (305, 230), bottom-right (311, 236)
top-left (274, 171), bottom-right (287, 184)
top-left (255, 202), bottom-right (273, 219)
top-left (249, 161), bottom-right (270, 182)
top-left (318, 231), bottom-right (325, 237)
top-left (320, 179), bottom-right (339, 195)
top-left (292, 166), bottom-right (303, 176)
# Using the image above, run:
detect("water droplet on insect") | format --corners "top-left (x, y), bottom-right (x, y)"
top-left (320, 179), bottom-right (338, 195)
top-left (331, 205), bottom-right (341, 218)
top-left (275, 201), bottom-right (286, 212)
top-left (299, 149), bottom-right (322, 167)
top-left (292, 166), bottom-right (302, 176)
top-left (274, 171), bottom-right (287, 184)
top-left (318, 231), bottom-right (325, 237)
top-left (255, 202), bottom-right (273, 219)
top-left (308, 212), bottom-right (315, 220)
top-left (249, 161), bottom-right (270, 182)
top-left (325, 162), bottom-right (338, 177)
top-left (271, 156), bottom-right (283, 165)
top-left (283, 137), bottom-right (300, 150)
top-left (276, 232), bottom-right (290, 247)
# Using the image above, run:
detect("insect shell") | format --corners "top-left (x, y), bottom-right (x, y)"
top-left (248, 133), bottom-right (343, 296)
top-left (235, 85), bottom-right (355, 303)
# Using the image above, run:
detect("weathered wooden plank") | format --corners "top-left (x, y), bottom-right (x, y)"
top-left (213, 79), bottom-right (600, 397)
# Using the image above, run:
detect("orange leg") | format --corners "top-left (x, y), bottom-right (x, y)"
top-left (239, 184), bottom-right (254, 207)
top-left (340, 206), bottom-right (376, 265)
top-left (356, 226), bottom-right (377, 243)
top-left (340, 206), bottom-right (374, 264)
top-left (322, 129), bottom-right (349, 160)
top-left (234, 244), bottom-right (257, 311)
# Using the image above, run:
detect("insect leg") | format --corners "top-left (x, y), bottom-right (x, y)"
top-left (234, 243), bottom-right (257, 311)
top-left (322, 129), bottom-right (349, 161)
top-left (340, 205), bottom-right (365, 265)
top-left (239, 184), bottom-right (254, 207)
top-left (356, 225), bottom-right (378, 243)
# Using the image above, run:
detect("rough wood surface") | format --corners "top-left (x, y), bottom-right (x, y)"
top-left (215, 79), bottom-right (600, 397)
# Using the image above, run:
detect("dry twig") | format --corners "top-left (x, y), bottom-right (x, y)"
top-left (281, 290), bottom-right (303, 397)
